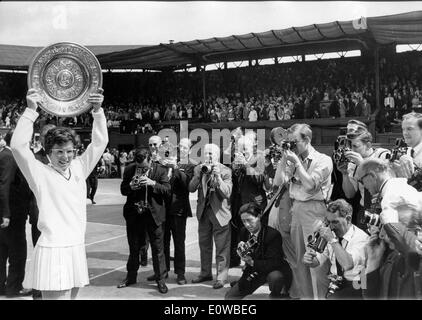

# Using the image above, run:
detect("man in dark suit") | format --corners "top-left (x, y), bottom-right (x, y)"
top-left (189, 143), bottom-right (232, 289)
top-left (230, 134), bottom-right (269, 268)
top-left (118, 148), bottom-right (171, 294)
top-left (225, 202), bottom-right (292, 300)
top-left (0, 130), bottom-right (32, 298)
top-left (163, 138), bottom-right (194, 285)
top-left (86, 158), bottom-right (104, 204)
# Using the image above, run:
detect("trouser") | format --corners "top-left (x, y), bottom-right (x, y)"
top-left (267, 191), bottom-right (300, 298)
top-left (0, 219), bottom-right (27, 295)
top-left (198, 207), bottom-right (231, 282)
top-left (290, 199), bottom-right (330, 300)
top-left (86, 176), bottom-right (98, 200)
top-left (164, 214), bottom-right (187, 275)
top-left (229, 220), bottom-right (241, 267)
top-left (124, 212), bottom-right (166, 281)
top-left (225, 268), bottom-right (292, 300)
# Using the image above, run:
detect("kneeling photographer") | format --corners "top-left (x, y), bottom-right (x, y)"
top-left (225, 203), bottom-right (292, 300)
top-left (118, 148), bottom-right (171, 294)
top-left (335, 127), bottom-right (389, 230)
top-left (303, 199), bottom-right (369, 299)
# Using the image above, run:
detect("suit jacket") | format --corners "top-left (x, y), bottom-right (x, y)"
top-left (121, 162), bottom-right (171, 226)
top-left (0, 147), bottom-right (32, 221)
top-left (189, 163), bottom-right (232, 227)
top-left (364, 223), bottom-right (421, 299)
top-left (240, 225), bottom-right (290, 276)
top-left (166, 163), bottom-right (194, 217)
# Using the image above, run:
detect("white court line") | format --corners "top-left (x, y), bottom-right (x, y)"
top-left (86, 221), bottom-right (126, 228)
top-left (90, 265), bottom-right (127, 280)
top-left (85, 234), bottom-right (127, 247)
top-left (88, 239), bottom-right (199, 281)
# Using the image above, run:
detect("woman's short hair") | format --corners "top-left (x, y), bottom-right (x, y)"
top-left (44, 127), bottom-right (77, 154)
top-left (239, 202), bottom-right (262, 218)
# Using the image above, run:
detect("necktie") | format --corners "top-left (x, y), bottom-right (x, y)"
top-left (335, 237), bottom-right (344, 277)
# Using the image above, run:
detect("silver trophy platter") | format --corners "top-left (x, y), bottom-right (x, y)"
top-left (27, 42), bottom-right (102, 117)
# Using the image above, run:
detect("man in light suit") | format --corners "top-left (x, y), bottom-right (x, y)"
top-left (189, 143), bottom-right (232, 289)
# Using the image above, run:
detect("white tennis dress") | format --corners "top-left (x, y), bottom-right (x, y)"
top-left (11, 107), bottom-right (108, 291)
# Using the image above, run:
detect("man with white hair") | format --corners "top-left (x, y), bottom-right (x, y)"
top-left (189, 143), bottom-right (232, 289)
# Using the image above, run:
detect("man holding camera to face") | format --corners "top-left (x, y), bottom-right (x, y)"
top-left (276, 123), bottom-right (333, 299)
top-left (303, 199), bottom-right (369, 299)
top-left (189, 143), bottom-right (232, 289)
top-left (225, 202), bottom-right (292, 300)
top-left (118, 148), bottom-right (171, 294)
top-left (336, 126), bottom-right (389, 230)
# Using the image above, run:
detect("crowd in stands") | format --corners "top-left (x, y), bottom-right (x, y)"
top-left (1, 51), bottom-right (422, 133)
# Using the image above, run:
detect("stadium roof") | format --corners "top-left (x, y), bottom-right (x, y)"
top-left (1, 10), bottom-right (422, 71)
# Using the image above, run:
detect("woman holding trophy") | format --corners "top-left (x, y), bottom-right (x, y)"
top-left (11, 87), bottom-right (107, 299)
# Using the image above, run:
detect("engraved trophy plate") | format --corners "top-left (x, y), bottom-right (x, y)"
top-left (27, 42), bottom-right (102, 117)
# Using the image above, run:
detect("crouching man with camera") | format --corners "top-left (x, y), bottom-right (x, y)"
top-left (118, 148), bottom-right (171, 294)
top-left (303, 199), bottom-right (369, 299)
top-left (225, 203), bottom-right (292, 299)
top-left (189, 143), bottom-right (232, 289)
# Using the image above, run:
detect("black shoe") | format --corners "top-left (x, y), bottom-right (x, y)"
top-left (230, 280), bottom-right (238, 288)
top-left (6, 288), bottom-right (33, 298)
top-left (140, 251), bottom-right (148, 266)
top-left (269, 292), bottom-right (290, 299)
top-left (32, 290), bottom-right (42, 300)
top-left (191, 275), bottom-right (213, 283)
top-left (91, 200), bottom-right (96, 204)
top-left (177, 274), bottom-right (187, 285)
top-left (213, 280), bottom-right (225, 289)
top-left (147, 273), bottom-right (168, 281)
top-left (157, 280), bottom-right (168, 294)
top-left (117, 279), bottom-right (136, 288)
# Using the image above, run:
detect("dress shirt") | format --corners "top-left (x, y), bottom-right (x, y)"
top-left (316, 225), bottom-right (369, 281)
top-left (380, 178), bottom-right (422, 225)
top-left (289, 145), bottom-right (333, 201)
top-left (406, 141), bottom-right (422, 168)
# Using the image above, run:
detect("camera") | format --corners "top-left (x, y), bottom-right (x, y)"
top-left (326, 274), bottom-right (344, 298)
top-left (268, 144), bottom-right (284, 162)
top-left (363, 198), bottom-right (382, 228)
top-left (385, 138), bottom-right (408, 162)
top-left (134, 200), bottom-right (151, 215)
top-left (307, 219), bottom-right (329, 253)
top-left (333, 135), bottom-right (351, 164)
top-left (363, 212), bottom-right (381, 228)
top-left (237, 236), bottom-right (258, 259)
top-left (201, 163), bottom-right (214, 174)
top-left (281, 140), bottom-right (297, 151)
top-left (408, 166), bottom-right (422, 191)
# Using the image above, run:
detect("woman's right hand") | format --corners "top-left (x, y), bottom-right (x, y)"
top-left (26, 89), bottom-right (42, 111)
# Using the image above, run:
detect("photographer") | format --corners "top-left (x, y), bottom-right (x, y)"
top-left (188, 143), bottom-right (232, 289)
top-left (225, 203), bottom-right (292, 300)
top-left (163, 138), bottom-right (194, 285)
top-left (336, 127), bottom-right (389, 229)
top-left (391, 112), bottom-right (422, 178)
top-left (364, 222), bottom-right (421, 299)
top-left (355, 158), bottom-right (422, 229)
top-left (230, 134), bottom-right (269, 268)
top-left (276, 123), bottom-right (333, 299)
top-left (86, 158), bottom-right (104, 205)
top-left (118, 148), bottom-right (171, 294)
top-left (303, 199), bottom-right (369, 299)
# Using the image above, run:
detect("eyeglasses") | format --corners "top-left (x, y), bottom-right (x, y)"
top-left (51, 148), bottom-right (77, 157)
top-left (357, 173), bottom-right (371, 185)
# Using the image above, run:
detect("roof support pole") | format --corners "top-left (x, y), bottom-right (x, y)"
top-left (373, 46), bottom-right (380, 138)
top-left (202, 65), bottom-right (207, 120)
